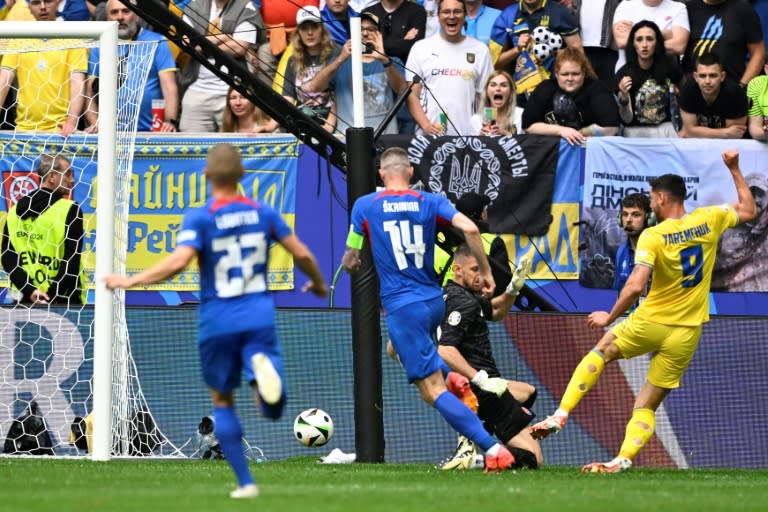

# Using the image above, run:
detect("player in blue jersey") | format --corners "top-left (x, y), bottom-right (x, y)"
top-left (342, 146), bottom-right (515, 472)
top-left (105, 143), bottom-right (327, 498)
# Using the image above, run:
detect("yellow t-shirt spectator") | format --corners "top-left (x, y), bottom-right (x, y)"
top-left (1, 43), bottom-right (87, 131)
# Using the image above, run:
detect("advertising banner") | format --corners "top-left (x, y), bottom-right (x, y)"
top-left (580, 138), bottom-right (768, 291)
top-left (0, 134), bottom-right (299, 291)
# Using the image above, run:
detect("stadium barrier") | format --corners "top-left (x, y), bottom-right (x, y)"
top-left (2, 306), bottom-right (765, 468)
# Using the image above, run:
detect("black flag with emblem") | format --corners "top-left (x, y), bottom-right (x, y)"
top-left (377, 135), bottom-right (559, 235)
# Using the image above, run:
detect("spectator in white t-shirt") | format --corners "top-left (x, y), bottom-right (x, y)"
top-left (612, 0), bottom-right (689, 72)
top-left (405, 0), bottom-right (493, 136)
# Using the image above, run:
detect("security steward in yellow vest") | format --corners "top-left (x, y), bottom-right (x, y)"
top-left (1, 154), bottom-right (85, 304)
top-left (435, 193), bottom-right (512, 297)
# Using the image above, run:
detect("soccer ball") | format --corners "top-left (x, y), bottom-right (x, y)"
top-left (532, 43), bottom-right (552, 63)
top-left (532, 25), bottom-right (551, 44)
top-left (547, 32), bottom-right (563, 51)
top-left (293, 408), bottom-right (334, 447)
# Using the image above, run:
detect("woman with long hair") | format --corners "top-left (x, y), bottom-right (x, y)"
top-left (266, 6), bottom-right (337, 133)
top-left (522, 48), bottom-right (620, 145)
top-left (220, 87), bottom-right (274, 134)
top-left (615, 20), bottom-right (682, 138)
top-left (473, 71), bottom-right (521, 136)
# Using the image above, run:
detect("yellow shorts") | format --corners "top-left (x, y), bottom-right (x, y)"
top-left (610, 315), bottom-right (702, 389)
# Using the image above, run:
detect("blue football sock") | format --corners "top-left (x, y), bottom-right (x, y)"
top-left (434, 391), bottom-right (496, 451)
top-left (214, 406), bottom-right (254, 487)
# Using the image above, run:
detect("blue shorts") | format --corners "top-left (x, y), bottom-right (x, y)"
top-left (198, 326), bottom-right (286, 397)
top-left (387, 296), bottom-right (447, 383)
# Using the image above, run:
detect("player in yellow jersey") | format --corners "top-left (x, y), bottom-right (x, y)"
top-left (528, 150), bottom-right (757, 473)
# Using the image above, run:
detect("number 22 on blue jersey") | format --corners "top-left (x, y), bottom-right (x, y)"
top-left (212, 233), bottom-right (268, 298)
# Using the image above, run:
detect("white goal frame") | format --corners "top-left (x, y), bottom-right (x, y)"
top-left (2, 21), bottom-right (118, 461)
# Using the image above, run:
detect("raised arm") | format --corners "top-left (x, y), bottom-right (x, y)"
top-left (612, 19), bottom-right (633, 50)
top-left (307, 42), bottom-right (350, 93)
top-left (207, 28), bottom-right (255, 58)
top-left (662, 25), bottom-right (689, 56)
top-left (721, 150), bottom-right (757, 224)
top-left (489, 256), bottom-right (530, 320)
top-left (371, 32), bottom-right (406, 94)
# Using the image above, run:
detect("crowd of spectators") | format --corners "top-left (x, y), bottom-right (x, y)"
top-left (0, 0), bottom-right (767, 142)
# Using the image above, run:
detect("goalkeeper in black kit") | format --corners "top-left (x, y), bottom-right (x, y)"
top-left (437, 244), bottom-right (543, 470)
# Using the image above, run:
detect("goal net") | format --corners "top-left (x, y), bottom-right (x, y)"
top-left (0, 22), bottom-right (180, 458)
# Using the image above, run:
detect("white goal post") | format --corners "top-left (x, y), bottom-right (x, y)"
top-left (1, 21), bottom-right (118, 461)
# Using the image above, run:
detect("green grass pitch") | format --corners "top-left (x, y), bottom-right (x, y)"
top-left (2, 458), bottom-right (766, 512)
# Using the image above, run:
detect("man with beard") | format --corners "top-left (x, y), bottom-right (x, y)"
top-left (406, 0), bottom-right (493, 136)
top-left (613, 193), bottom-right (654, 311)
top-left (436, 245), bottom-right (540, 470)
top-left (1, 154), bottom-right (85, 304)
top-left (85, 0), bottom-right (179, 132)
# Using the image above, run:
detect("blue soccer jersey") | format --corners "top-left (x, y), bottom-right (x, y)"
top-left (350, 189), bottom-right (458, 312)
top-left (176, 196), bottom-right (291, 339)
top-left (88, 28), bottom-right (177, 131)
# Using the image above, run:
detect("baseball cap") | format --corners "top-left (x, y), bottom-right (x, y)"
top-left (455, 192), bottom-right (490, 219)
top-left (360, 11), bottom-right (380, 27)
top-left (296, 6), bottom-right (322, 26)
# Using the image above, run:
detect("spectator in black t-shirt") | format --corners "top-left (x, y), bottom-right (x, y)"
top-left (614, 20), bottom-right (683, 138)
top-left (678, 53), bottom-right (748, 139)
top-left (523, 48), bottom-right (620, 145)
top-left (363, 0), bottom-right (427, 63)
top-left (682, 0), bottom-right (765, 89)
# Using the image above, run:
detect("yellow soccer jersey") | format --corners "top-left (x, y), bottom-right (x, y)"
top-left (2, 44), bottom-right (87, 132)
top-left (634, 205), bottom-right (738, 326)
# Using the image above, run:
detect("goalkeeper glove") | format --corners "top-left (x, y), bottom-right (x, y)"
top-left (505, 256), bottom-right (531, 299)
top-left (470, 370), bottom-right (508, 397)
